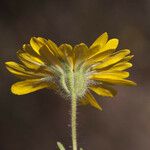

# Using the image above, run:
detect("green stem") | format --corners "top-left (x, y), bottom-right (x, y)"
top-left (71, 90), bottom-right (77, 150)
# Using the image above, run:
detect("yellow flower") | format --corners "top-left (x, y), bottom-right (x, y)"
top-left (5, 32), bottom-right (136, 110)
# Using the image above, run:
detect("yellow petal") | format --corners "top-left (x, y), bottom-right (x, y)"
top-left (59, 44), bottom-right (73, 57)
top-left (110, 61), bottom-right (133, 71)
top-left (22, 44), bottom-right (40, 58)
top-left (96, 70), bottom-right (130, 78)
top-left (17, 51), bottom-right (44, 70)
top-left (100, 38), bottom-right (119, 52)
top-left (39, 45), bottom-right (61, 66)
top-left (30, 37), bottom-right (60, 56)
top-left (121, 55), bottom-right (134, 62)
top-left (90, 85), bottom-right (117, 97)
top-left (37, 37), bottom-right (55, 55)
top-left (86, 45), bottom-right (101, 59)
top-left (79, 92), bottom-right (102, 110)
top-left (74, 43), bottom-right (88, 62)
top-left (93, 49), bottom-right (130, 69)
top-left (86, 49), bottom-right (115, 67)
top-left (59, 44), bottom-right (74, 68)
top-left (32, 37), bottom-right (62, 57)
top-left (90, 32), bottom-right (108, 48)
top-left (30, 37), bottom-right (44, 54)
top-left (87, 38), bottom-right (118, 60)
top-left (11, 79), bottom-right (49, 95)
top-left (90, 74), bottom-right (137, 86)
top-left (47, 39), bottom-right (64, 58)
top-left (5, 61), bottom-right (43, 79)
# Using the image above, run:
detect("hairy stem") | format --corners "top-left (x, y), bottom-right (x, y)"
top-left (71, 89), bottom-right (77, 150)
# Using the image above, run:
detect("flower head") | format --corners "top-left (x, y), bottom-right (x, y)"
top-left (5, 32), bottom-right (136, 110)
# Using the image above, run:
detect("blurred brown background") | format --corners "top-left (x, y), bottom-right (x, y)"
top-left (0, 0), bottom-right (149, 150)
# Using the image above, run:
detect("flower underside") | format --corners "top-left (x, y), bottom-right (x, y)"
top-left (5, 32), bottom-right (136, 110)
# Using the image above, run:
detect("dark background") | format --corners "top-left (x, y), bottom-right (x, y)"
top-left (0, 0), bottom-right (149, 150)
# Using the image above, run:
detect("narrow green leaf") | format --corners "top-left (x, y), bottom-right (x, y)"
top-left (57, 142), bottom-right (66, 150)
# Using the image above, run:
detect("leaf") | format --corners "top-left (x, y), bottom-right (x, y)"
top-left (57, 142), bottom-right (66, 150)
